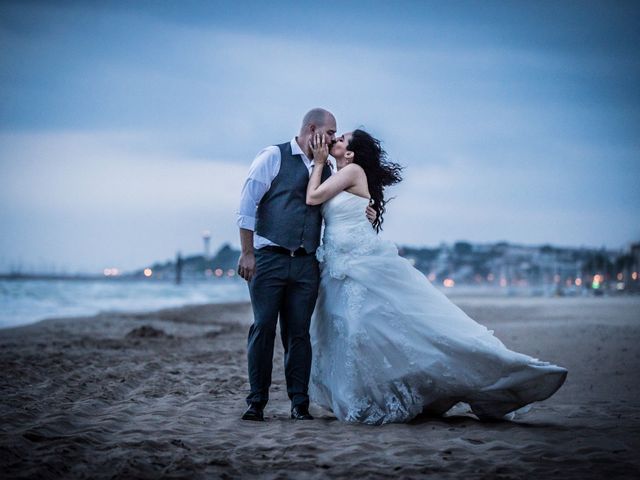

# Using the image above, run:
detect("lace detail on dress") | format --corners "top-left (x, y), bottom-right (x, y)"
top-left (344, 279), bottom-right (367, 320)
top-left (342, 380), bottom-right (426, 425)
top-left (318, 227), bottom-right (381, 279)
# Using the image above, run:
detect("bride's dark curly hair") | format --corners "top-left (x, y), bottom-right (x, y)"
top-left (347, 129), bottom-right (403, 232)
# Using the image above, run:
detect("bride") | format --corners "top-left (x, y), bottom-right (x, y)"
top-left (305, 130), bottom-right (567, 425)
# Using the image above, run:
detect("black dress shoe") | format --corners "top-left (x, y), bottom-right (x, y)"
top-left (241, 404), bottom-right (264, 421)
top-left (290, 405), bottom-right (314, 420)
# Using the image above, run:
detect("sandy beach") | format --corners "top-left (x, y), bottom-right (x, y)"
top-left (1, 295), bottom-right (639, 479)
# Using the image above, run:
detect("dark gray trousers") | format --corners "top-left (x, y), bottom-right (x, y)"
top-left (246, 248), bottom-right (320, 409)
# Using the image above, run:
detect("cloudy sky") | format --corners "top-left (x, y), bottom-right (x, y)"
top-left (1, 0), bottom-right (638, 273)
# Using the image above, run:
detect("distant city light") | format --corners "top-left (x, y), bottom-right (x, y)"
top-left (617, 273), bottom-right (623, 281)
top-left (443, 278), bottom-right (455, 288)
top-left (227, 269), bottom-right (236, 277)
top-left (143, 268), bottom-right (153, 277)
top-left (592, 274), bottom-right (602, 289)
top-left (103, 267), bottom-right (120, 277)
top-left (616, 282), bottom-right (625, 290)
top-left (487, 273), bottom-right (495, 281)
top-left (632, 272), bottom-right (638, 281)
top-left (427, 272), bottom-right (436, 282)
top-left (575, 278), bottom-right (582, 286)
top-left (499, 278), bottom-right (507, 287)
top-left (214, 268), bottom-right (223, 277)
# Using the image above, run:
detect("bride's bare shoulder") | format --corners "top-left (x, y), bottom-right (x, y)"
top-left (341, 163), bottom-right (370, 196)
top-left (341, 162), bottom-right (366, 178)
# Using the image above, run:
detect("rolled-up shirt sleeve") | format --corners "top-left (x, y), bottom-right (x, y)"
top-left (236, 146), bottom-right (280, 231)
top-left (237, 178), bottom-right (269, 230)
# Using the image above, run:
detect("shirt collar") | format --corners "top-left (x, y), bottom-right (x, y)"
top-left (291, 137), bottom-right (311, 163)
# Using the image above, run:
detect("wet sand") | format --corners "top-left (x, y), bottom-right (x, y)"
top-left (1, 296), bottom-right (639, 479)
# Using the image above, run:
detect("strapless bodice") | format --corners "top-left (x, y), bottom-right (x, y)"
top-left (321, 190), bottom-right (371, 231)
top-left (317, 191), bottom-right (398, 280)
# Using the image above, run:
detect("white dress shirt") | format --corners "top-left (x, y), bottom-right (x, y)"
top-left (237, 137), bottom-right (329, 249)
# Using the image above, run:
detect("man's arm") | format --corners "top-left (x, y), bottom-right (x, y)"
top-left (236, 178), bottom-right (265, 282)
top-left (235, 146), bottom-right (280, 281)
top-left (365, 205), bottom-right (377, 225)
top-left (238, 228), bottom-right (256, 281)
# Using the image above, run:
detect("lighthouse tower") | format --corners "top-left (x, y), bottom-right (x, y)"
top-left (202, 230), bottom-right (211, 260)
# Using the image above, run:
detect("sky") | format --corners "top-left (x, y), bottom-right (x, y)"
top-left (0, 0), bottom-right (639, 273)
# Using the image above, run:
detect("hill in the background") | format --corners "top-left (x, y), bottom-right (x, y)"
top-left (128, 241), bottom-right (640, 294)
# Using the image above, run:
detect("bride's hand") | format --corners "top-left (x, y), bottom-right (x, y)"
top-left (310, 132), bottom-right (329, 165)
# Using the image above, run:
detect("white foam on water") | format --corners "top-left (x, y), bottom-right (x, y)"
top-left (0, 279), bottom-right (250, 328)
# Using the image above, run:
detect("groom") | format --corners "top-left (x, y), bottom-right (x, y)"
top-left (236, 108), bottom-right (336, 421)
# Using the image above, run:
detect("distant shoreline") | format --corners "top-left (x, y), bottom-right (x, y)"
top-left (0, 274), bottom-right (241, 282)
top-left (0, 273), bottom-right (104, 281)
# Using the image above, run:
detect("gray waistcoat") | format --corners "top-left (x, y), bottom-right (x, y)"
top-left (255, 141), bottom-right (331, 252)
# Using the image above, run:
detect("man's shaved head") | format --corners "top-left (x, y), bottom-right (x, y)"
top-left (301, 108), bottom-right (335, 129)
top-left (297, 107), bottom-right (337, 159)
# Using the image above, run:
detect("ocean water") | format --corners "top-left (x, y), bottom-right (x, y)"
top-left (0, 278), bottom-right (590, 330)
top-left (0, 278), bottom-right (250, 329)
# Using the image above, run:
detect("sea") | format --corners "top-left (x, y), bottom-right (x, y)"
top-left (1, 277), bottom-right (586, 330)
top-left (0, 278), bottom-right (250, 329)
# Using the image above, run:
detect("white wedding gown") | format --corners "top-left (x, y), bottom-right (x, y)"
top-left (309, 191), bottom-right (568, 425)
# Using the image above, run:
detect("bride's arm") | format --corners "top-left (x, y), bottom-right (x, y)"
top-left (306, 133), bottom-right (358, 205)
top-left (306, 165), bottom-right (360, 205)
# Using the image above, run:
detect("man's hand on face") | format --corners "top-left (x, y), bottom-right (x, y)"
top-left (237, 252), bottom-right (256, 281)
